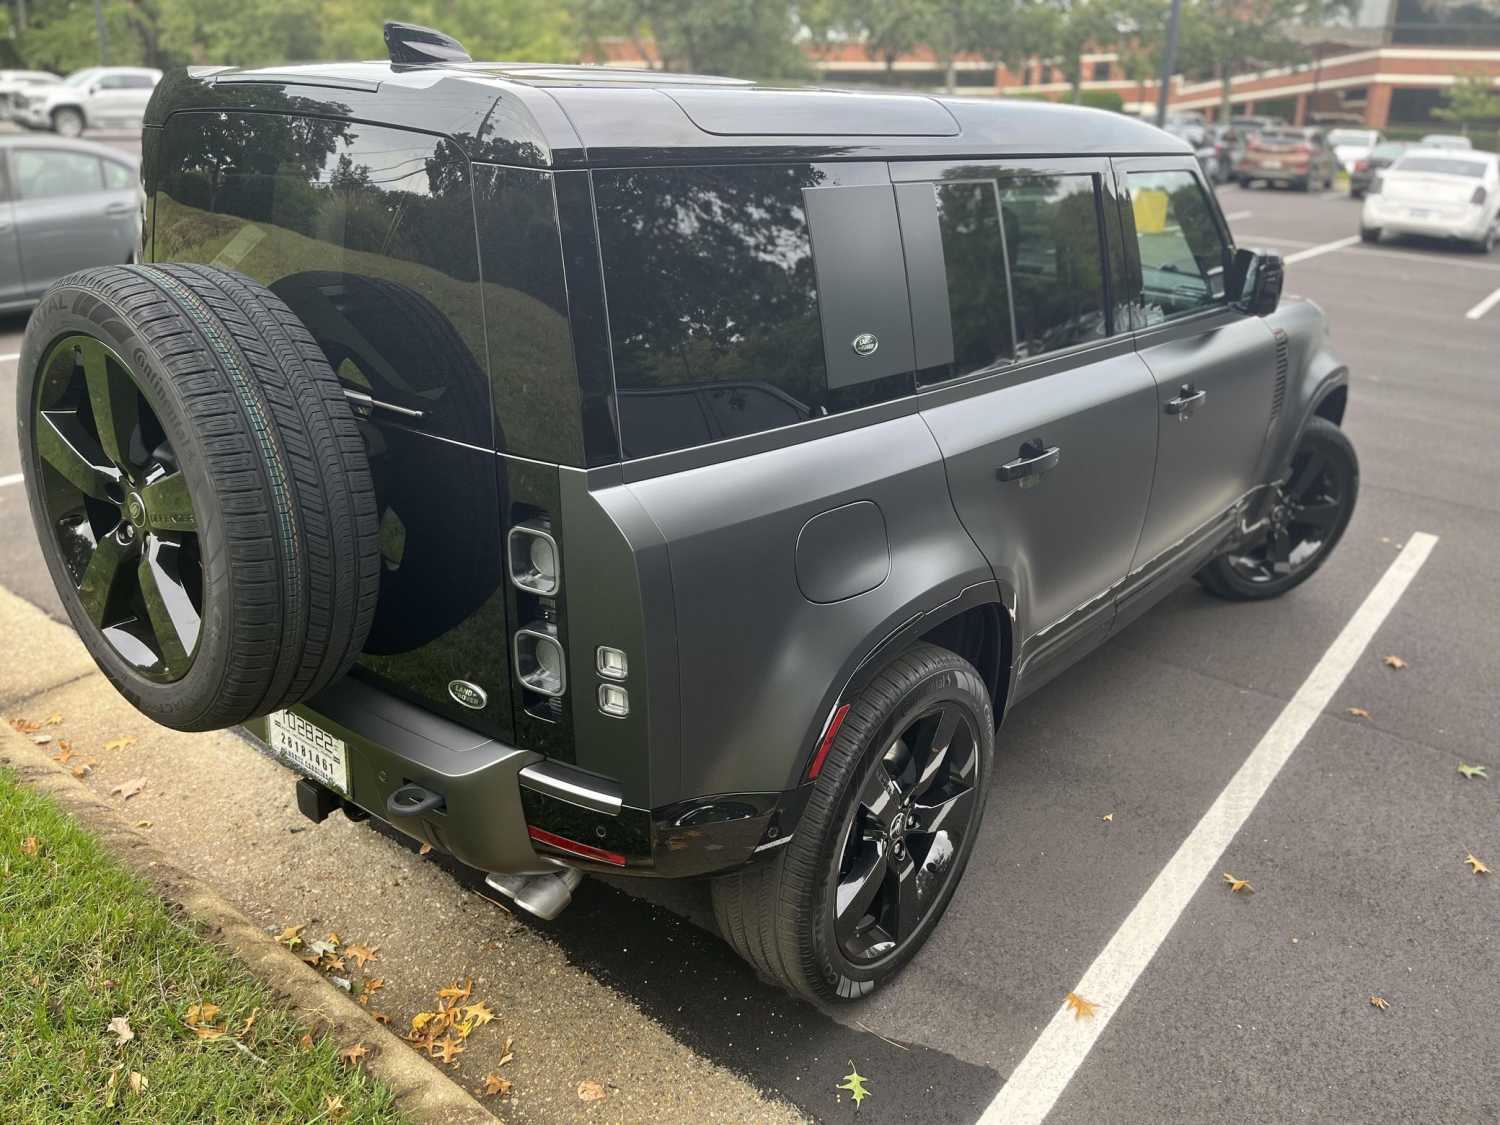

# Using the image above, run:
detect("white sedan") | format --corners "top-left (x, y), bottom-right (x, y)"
top-left (1327, 128), bottom-right (1381, 172)
top-left (1360, 149), bottom-right (1500, 253)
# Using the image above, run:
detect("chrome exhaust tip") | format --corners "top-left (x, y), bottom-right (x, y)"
top-left (484, 867), bottom-right (582, 921)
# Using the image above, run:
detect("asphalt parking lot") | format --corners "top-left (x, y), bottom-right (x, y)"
top-left (2, 175), bottom-right (1497, 1123)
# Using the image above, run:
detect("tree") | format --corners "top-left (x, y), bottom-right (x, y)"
top-left (570, 0), bottom-right (809, 80)
top-left (1433, 71), bottom-right (1500, 135)
top-left (1178, 0), bottom-right (1355, 121)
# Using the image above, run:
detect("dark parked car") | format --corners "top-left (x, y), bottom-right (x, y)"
top-left (1238, 127), bottom-right (1340, 190)
top-left (1349, 141), bottom-right (1409, 198)
top-left (0, 134), bottom-right (140, 314)
top-left (14, 23), bottom-right (1358, 1004)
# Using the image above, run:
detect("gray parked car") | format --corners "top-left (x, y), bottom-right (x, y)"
top-left (14, 23), bottom-right (1358, 1004)
top-left (0, 135), bottom-right (140, 314)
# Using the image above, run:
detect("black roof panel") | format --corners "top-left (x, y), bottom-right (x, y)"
top-left (146, 61), bottom-right (1189, 169)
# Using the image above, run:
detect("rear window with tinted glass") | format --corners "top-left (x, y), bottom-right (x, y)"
top-left (595, 164), bottom-right (908, 459)
top-left (1394, 155), bottom-right (1488, 178)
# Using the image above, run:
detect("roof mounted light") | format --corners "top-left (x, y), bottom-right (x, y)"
top-left (383, 21), bottom-right (471, 66)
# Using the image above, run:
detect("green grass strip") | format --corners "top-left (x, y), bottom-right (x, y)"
top-left (0, 767), bottom-right (403, 1123)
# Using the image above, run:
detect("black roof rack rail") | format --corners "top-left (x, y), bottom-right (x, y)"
top-left (383, 21), bottom-right (471, 66)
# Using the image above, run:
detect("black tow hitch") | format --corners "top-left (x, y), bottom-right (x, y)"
top-left (294, 777), bottom-right (372, 824)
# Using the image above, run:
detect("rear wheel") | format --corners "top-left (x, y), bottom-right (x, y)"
top-left (1474, 224), bottom-right (1498, 254)
top-left (1198, 417), bottom-right (1358, 601)
top-left (1360, 225), bottom-right (1380, 243)
top-left (51, 106), bottom-right (84, 137)
top-left (18, 265), bottom-right (380, 729)
top-left (712, 643), bottom-right (993, 1003)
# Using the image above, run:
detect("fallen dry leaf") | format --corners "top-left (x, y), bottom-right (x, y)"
top-left (20, 836), bottom-right (40, 857)
top-left (298, 1032), bottom-right (314, 1051)
top-left (1100, 813), bottom-right (1113, 823)
top-left (1064, 992), bottom-right (1099, 1020)
top-left (339, 1042), bottom-right (368, 1068)
top-left (1223, 872), bottom-right (1255, 894)
top-left (305, 939), bottom-right (337, 960)
top-left (53, 746), bottom-right (76, 764)
top-left (362, 978), bottom-right (385, 998)
top-left (273, 923), bottom-right (306, 949)
top-left (324, 1094), bottom-right (346, 1118)
top-left (9, 717), bottom-right (41, 733)
top-left (1457, 763), bottom-right (1489, 780)
top-left (577, 1079), bottom-right (607, 1102)
top-left (326, 931), bottom-right (341, 946)
top-left (454, 1018), bottom-right (476, 1041)
top-left (104, 736), bottom-right (138, 752)
top-left (481, 1072), bottom-right (513, 1097)
top-left (109, 777), bottom-right (147, 800)
top-left (240, 1008), bottom-right (260, 1036)
top-left (463, 1000), bottom-right (494, 1027)
top-left (1465, 853), bottom-right (1489, 876)
top-left (44, 712), bottom-right (63, 726)
top-left (1369, 995), bottom-right (1390, 1011)
top-left (419, 842), bottom-right (433, 856)
top-left (184, 1002), bottom-right (220, 1027)
top-left (437, 979), bottom-right (473, 1003)
top-left (344, 943), bottom-right (379, 970)
top-left (71, 761), bottom-right (95, 779)
top-left (107, 1016), bottom-right (134, 1046)
top-left (1346, 707), bottom-right (1371, 719)
top-left (1381, 655), bottom-right (1408, 670)
top-left (127, 1071), bottom-right (147, 1096)
top-left (133, 820), bottom-right (152, 829)
top-left (430, 1036), bottom-right (465, 1066)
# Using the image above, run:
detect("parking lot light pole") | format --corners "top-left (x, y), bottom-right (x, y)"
top-left (1155, 0), bottom-right (1183, 126)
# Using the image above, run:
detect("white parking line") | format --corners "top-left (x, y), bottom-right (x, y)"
top-left (1237, 233), bottom-right (1317, 247)
top-left (0, 473), bottom-right (23, 489)
top-left (979, 532), bottom-right (1439, 1125)
top-left (1465, 286), bottom-right (1500, 321)
top-left (1222, 210), bottom-right (1252, 222)
top-left (1283, 234), bottom-right (1363, 264)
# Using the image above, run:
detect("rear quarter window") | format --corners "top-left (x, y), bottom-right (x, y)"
top-left (594, 164), bottom-right (911, 459)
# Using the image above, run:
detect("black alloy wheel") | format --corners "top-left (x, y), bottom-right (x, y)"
top-left (1199, 416), bottom-right (1358, 601)
top-left (34, 334), bottom-right (202, 681)
top-left (833, 701), bottom-right (980, 965)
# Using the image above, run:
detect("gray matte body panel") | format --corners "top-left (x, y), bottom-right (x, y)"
top-left (624, 413), bottom-right (991, 800)
top-left (1131, 312), bottom-right (1277, 567)
top-left (919, 343), bottom-right (1160, 647)
top-left (796, 501), bottom-right (891, 604)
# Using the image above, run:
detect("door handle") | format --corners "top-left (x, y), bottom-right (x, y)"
top-left (1165, 385), bottom-right (1207, 417)
top-left (997, 439), bottom-right (1061, 484)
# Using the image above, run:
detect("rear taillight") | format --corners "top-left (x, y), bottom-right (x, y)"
top-left (1354, 159), bottom-right (1369, 173)
top-left (1294, 145), bottom-right (1312, 157)
top-left (1472, 186), bottom-right (1488, 206)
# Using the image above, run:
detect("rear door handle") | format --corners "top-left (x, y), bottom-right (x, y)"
top-left (1165, 385), bottom-right (1207, 417)
top-left (997, 440), bottom-right (1061, 484)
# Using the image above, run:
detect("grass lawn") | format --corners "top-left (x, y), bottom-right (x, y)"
top-left (0, 768), bottom-right (403, 1123)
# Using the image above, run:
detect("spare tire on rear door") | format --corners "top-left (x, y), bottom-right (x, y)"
top-left (16, 264), bottom-right (381, 731)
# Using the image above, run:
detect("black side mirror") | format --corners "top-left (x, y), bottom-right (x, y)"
top-left (1227, 247), bottom-right (1284, 317)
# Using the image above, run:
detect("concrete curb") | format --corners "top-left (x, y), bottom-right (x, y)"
top-left (0, 720), bottom-right (497, 1124)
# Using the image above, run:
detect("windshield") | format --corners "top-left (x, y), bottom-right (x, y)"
top-left (1328, 130), bottom-right (1376, 146)
top-left (1394, 155), bottom-right (1488, 177)
top-left (1370, 143), bottom-right (1407, 159)
top-left (62, 69), bottom-right (99, 87)
top-left (1420, 135), bottom-right (1471, 148)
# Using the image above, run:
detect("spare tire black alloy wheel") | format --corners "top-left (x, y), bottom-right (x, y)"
top-left (19, 265), bottom-right (381, 731)
top-left (34, 335), bottom-right (202, 681)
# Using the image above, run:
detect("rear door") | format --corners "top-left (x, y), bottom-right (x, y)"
top-left (1114, 159), bottom-right (1277, 607)
top-left (0, 150), bottom-right (23, 307)
top-left (10, 146), bottom-right (121, 296)
top-left (898, 158), bottom-right (1159, 687)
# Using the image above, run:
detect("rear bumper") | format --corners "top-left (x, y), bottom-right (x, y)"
top-left (1362, 199), bottom-right (1489, 241)
top-left (1240, 165), bottom-right (1312, 184)
top-left (243, 674), bottom-right (791, 879)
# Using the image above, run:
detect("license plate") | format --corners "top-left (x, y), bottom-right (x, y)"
top-left (267, 710), bottom-right (349, 795)
top-left (1407, 208), bottom-right (1431, 220)
top-left (1263, 159), bottom-right (1282, 169)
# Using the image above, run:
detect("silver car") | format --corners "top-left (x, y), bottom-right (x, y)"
top-left (0, 135), bottom-right (141, 313)
top-left (0, 70), bottom-right (61, 119)
top-left (10, 67), bottom-right (161, 136)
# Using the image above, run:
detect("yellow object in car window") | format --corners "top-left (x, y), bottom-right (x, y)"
top-left (1133, 188), bottom-right (1169, 234)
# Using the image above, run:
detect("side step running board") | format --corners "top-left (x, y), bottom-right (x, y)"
top-left (484, 868), bottom-right (583, 921)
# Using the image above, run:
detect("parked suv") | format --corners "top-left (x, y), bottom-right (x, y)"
top-left (1237, 127), bottom-right (1339, 191)
top-left (14, 24), bottom-right (1357, 1003)
top-left (10, 66), bottom-right (161, 136)
top-left (0, 69), bottom-right (61, 120)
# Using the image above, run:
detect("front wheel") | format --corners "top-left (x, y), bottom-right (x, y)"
top-left (51, 107), bottom-right (85, 137)
top-left (1198, 417), bottom-right (1358, 601)
top-left (712, 643), bottom-right (994, 1003)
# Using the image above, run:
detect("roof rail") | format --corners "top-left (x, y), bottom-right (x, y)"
top-left (382, 21), bottom-right (471, 66)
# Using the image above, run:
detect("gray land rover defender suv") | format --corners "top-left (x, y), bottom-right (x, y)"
top-left (15, 23), bottom-right (1356, 1003)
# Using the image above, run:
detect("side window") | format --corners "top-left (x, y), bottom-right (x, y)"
top-left (126, 76), bottom-right (156, 90)
top-left (97, 75), bottom-right (127, 90)
top-left (102, 160), bottom-right (134, 190)
top-left (998, 175), bottom-right (1108, 358)
top-left (934, 181), bottom-right (1013, 380)
top-left (1125, 169), bottom-right (1228, 325)
top-left (595, 164), bottom-right (910, 459)
top-left (14, 149), bottom-right (105, 199)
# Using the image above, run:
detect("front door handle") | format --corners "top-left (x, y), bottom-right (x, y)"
top-left (1165, 385), bottom-right (1207, 417)
top-left (997, 439), bottom-right (1061, 484)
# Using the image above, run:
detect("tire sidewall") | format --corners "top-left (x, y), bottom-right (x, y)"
top-left (806, 655), bottom-right (994, 999)
top-left (19, 278), bottom-right (235, 724)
